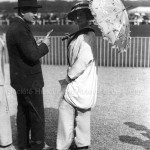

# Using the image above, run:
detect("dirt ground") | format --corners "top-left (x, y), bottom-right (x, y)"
top-left (3, 64), bottom-right (150, 150)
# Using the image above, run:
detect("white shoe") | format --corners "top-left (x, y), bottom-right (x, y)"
top-left (43, 143), bottom-right (53, 150)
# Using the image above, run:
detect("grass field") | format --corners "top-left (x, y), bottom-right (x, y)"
top-left (4, 64), bottom-right (150, 150)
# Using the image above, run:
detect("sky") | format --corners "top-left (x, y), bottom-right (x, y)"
top-left (0, 0), bottom-right (127, 1)
top-left (0, 0), bottom-right (16, 1)
top-left (0, 0), bottom-right (149, 2)
top-left (0, 0), bottom-right (61, 2)
top-left (0, 0), bottom-right (82, 1)
top-left (0, 0), bottom-right (79, 1)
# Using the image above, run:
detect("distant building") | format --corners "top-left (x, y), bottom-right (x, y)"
top-left (128, 7), bottom-right (150, 13)
top-left (122, 0), bottom-right (149, 2)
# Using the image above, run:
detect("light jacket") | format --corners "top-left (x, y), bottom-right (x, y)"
top-left (64, 28), bottom-right (98, 109)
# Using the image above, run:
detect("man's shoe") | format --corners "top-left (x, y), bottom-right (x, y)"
top-left (18, 147), bottom-right (31, 150)
top-left (75, 146), bottom-right (89, 150)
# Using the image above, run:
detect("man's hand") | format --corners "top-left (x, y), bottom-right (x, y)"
top-left (37, 38), bottom-right (43, 45)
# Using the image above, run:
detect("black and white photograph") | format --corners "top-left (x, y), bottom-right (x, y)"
top-left (0, 0), bottom-right (150, 150)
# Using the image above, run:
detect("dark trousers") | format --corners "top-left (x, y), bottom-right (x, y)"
top-left (16, 88), bottom-right (45, 150)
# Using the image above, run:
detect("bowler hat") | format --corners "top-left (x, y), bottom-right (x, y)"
top-left (67, 2), bottom-right (93, 20)
top-left (14, 0), bottom-right (42, 9)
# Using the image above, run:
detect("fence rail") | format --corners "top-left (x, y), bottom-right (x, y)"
top-left (2, 35), bottom-right (150, 67)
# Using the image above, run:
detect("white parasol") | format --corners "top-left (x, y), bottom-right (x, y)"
top-left (88, 0), bottom-right (130, 52)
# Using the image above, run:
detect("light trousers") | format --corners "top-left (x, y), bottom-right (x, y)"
top-left (56, 99), bottom-right (91, 150)
top-left (0, 86), bottom-right (12, 146)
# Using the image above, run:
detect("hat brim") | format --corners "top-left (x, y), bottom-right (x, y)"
top-left (14, 5), bottom-right (42, 9)
top-left (68, 8), bottom-right (94, 20)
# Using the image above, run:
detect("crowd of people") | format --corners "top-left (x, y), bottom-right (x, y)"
top-left (0, 12), bottom-right (73, 25)
top-left (0, 11), bottom-right (150, 26)
top-left (128, 13), bottom-right (150, 25)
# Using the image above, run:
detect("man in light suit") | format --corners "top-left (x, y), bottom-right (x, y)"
top-left (6, 0), bottom-right (52, 149)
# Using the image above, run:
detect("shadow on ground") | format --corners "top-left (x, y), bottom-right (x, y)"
top-left (119, 122), bottom-right (150, 150)
top-left (10, 108), bottom-right (58, 149)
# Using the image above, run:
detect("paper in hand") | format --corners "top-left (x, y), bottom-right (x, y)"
top-left (46, 29), bottom-right (53, 38)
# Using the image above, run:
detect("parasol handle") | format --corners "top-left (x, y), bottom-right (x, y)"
top-left (62, 32), bottom-right (75, 41)
top-left (62, 36), bottom-right (70, 41)
top-left (62, 27), bottom-right (94, 41)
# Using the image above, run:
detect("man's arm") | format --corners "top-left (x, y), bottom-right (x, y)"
top-left (15, 28), bottom-right (51, 63)
top-left (68, 34), bottom-right (94, 80)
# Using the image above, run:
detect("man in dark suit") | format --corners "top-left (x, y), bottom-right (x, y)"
top-left (6, 0), bottom-right (52, 150)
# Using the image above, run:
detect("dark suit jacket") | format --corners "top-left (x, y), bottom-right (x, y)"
top-left (6, 17), bottom-right (49, 91)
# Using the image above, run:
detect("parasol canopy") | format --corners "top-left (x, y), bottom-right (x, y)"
top-left (88, 0), bottom-right (130, 52)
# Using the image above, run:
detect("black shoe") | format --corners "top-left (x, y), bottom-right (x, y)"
top-left (18, 147), bottom-right (31, 150)
top-left (69, 140), bottom-right (77, 150)
top-left (74, 146), bottom-right (89, 150)
top-left (0, 144), bottom-right (15, 150)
